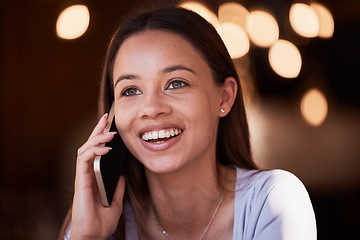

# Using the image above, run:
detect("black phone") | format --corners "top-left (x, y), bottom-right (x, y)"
top-left (94, 104), bottom-right (128, 207)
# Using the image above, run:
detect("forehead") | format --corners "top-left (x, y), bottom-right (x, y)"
top-left (113, 30), bottom-right (210, 75)
top-left (118, 30), bottom-right (197, 54)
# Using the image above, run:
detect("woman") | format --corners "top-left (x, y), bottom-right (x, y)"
top-left (60, 7), bottom-right (316, 240)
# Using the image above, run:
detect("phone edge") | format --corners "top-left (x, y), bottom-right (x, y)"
top-left (93, 104), bottom-right (116, 207)
top-left (94, 156), bottom-right (110, 207)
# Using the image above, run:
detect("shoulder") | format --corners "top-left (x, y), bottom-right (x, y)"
top-left (234, 167), bottom-right (306, 197)
top-left (245, 168), bottom-right (313, 218)
top-left (234, 166), bottom-right (314, 214)
top-left (232, 167), bottom-right (317, 240)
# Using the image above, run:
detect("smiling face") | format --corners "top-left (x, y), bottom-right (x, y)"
top-left (112, 30), bottom-right (224, 174)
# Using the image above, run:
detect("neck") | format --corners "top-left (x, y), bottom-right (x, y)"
top-left (144, 157), bottom-right (228, 239)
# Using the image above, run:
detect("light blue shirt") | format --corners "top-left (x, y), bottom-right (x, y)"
top-left (66, 166), bottom-right (317, 239)
top-left (125, 167), bottom-right (317, 240)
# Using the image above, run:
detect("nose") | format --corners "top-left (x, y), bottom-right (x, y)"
top-left (138, 91), bottom-right (172, 119)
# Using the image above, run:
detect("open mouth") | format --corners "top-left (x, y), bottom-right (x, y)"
top-left (141, 128), bottom-right (182, 143)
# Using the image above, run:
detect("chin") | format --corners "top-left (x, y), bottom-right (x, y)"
top-left (140, 156), bottom-right (184, 175)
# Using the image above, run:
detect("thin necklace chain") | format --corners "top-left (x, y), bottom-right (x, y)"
top-left (151, 191), bottom-right (225, 240)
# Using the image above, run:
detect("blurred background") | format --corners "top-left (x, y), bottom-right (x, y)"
top-left (0, 0), bottom-right (359, 239)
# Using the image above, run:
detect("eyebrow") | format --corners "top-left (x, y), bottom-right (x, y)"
top-left (114, 65), bottom-right (195, 87)
top-left (114, 74), bottom-right (137, 87)
top-left (162, 65), bottom-right (196, 75)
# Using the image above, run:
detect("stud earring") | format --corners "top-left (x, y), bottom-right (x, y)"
top-left (220, 108), bottom-right (225, 113)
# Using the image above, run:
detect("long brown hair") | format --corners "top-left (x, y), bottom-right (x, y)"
top-left (59, 6), bottom-right (257, 240)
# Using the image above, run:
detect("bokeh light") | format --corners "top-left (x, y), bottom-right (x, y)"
top-left (56, 5), bottom-right (90, 40)
top-left (289, 3), bottom-right (319, 38)
top-left (179, 1), bottom-right (219, 27)
top-left (310, 3), bottom-right (334, 38)
top-left (216, 22), bottom-right (250, 59)
top-left (301, 88), bottom-right (328, 126)
top-left (218, 2), bottom-right (249, 29)
top-left (268, 39), bottom-right (302, 78)
top-left (246, 10), bottom-right (279, 47)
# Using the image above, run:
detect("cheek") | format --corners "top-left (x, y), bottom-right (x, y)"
top-left (193, 91), bottom-right (221, 134)
top-left (184, 95), bottom-right (219, 132)
top-left (189, 89), bottom-right (220, 119)
top-left (114, 105), bottom-right (138, 137)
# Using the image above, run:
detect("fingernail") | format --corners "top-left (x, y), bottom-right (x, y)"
top-left (99, 114), bottom-right (107, 123)
top-left (104, 147), bottom-right (112, 150)
top-left (105, 131), bottom-right (117, 135)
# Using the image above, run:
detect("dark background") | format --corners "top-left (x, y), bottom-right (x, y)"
top-left (0, 0), bottom-right (359, 239)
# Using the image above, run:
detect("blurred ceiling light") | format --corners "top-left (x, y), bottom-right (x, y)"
top-left (268, 39), bottom-right (302, 78)
top-left (179, 1), bottom-right (219, 27)
top-left (56, 5), bottom-right (90, 40)
top-left (310, 3), bottom-right (334, 38)
top-left (289, 3), bottom-right (319, 38)
top-left (301, 88), bottom-right (328, 126)
top-left (218, 2), bottom-right (249, 29)
top-left (246, 10), bottom-right (279, 48)
top-left (216, 22), bottom-right (250, 59)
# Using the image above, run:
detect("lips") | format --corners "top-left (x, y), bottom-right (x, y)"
top-left (141, 128), bottom-right (182, 142)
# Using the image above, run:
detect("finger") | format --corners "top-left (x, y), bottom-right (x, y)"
top-left (77, 145), bottom-right (111, 166)
top-left (110, 175), bottom-right (126, 211)
top-left (88, 113), bottom-right (109, 140)
top-left (76, 145), bottom-right (111, 179)
top-left (78, 132), bottom-right (117, 156)
top-left (75, 146), bottom-right (112, 190)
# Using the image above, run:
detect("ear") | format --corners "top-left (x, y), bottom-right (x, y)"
top-left (219, 77), bottom-right (238, 117)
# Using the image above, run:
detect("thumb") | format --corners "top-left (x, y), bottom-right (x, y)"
top-left (110, 175), bottom-right (126, 212)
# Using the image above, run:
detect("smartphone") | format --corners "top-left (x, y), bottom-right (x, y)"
top-left (94, 104), bottom-right (128, 207)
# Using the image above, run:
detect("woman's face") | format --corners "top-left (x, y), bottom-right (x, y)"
top-left (112, 30), bottom-right (224, 174)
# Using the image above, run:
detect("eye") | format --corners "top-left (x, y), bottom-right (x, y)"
top-left (167, 79), bottom-right (188, 90)
top-left (122, 87), bottom-right (142, 96)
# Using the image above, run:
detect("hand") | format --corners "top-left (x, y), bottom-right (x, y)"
top-left (70, 113), bottom-right (126, 240)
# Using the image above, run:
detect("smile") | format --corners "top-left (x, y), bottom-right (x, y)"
top-left (141, 128), bottom-right (182, 142)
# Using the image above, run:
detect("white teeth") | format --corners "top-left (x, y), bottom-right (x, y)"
top-left (142, 128), bottom-right (182, 141)
top-left (143, 133), bottom-right (149, 141)
top-left (152, 131), bottom-right (159, 140)
top-left (165, 131), bottom-right (170, 138)
top-left (159, 130), bottom-right (165, 138)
